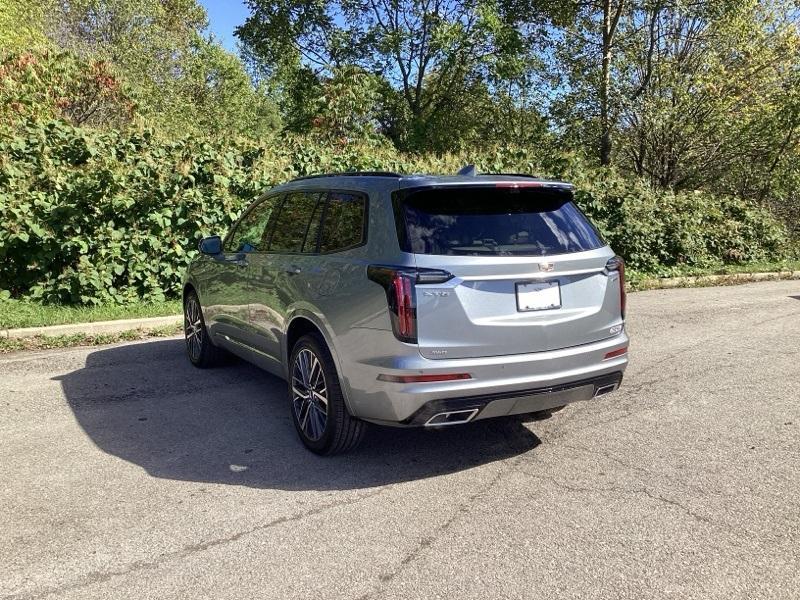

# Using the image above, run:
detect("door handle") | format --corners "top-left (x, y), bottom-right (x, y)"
top-left (285, 265), bottom-right (302, 275)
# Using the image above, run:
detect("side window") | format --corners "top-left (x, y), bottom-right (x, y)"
top-left (268, 191), bottom-right (323, 253)
top-left (319, 192), bottom-right (366, 253)
top-left (225, 195), bottom-right (281, 253)
top-left (302, 196), bottom-right (324, 253)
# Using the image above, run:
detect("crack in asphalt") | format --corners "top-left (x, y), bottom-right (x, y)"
top-left (356, 421), bottom-right (543, 600)
top-left (520, 471), bottom-right (712, 525)
top-left (356, 467), bottom-right (508, 600)
top-left (5, 488), bottom-right (387, 600)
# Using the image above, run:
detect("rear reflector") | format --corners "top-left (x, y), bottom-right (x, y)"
top-left (377, 373), bottom-right (472, 383)
top-left (603, 347), bottom-right (628, 360)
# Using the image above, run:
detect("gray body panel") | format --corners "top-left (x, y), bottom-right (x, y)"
top-left (184, 174), bottom-right (628, 425)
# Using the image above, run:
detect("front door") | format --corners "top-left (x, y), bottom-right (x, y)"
top-left (248, 191), bottom-right (326, 365)
top-left (205, 194), bottom-right (279, 346)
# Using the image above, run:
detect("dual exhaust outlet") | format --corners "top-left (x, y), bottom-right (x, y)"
top-left (424, 408), bottom-right (480, 427)
top-left (423, 382), bottom-right (619, 427)
top-left (594, 383), bottom-right (618, 397)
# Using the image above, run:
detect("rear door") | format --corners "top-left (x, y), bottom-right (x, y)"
top-left (397, 185), bottom-right (624, 359)
top-left (248, 190), bottom-right (325, 363)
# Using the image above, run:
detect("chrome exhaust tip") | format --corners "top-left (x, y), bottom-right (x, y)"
top-left (594, 383), bottom-right (617, 397)
top-left (424, 408), bottom-right (479, 427)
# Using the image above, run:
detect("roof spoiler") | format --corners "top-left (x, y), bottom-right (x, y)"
top-left (457, 165), bottom-right (548, 180)
top-left (457, 164), bottom-right (477, 177)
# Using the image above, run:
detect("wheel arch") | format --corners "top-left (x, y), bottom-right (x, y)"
top-left (284, 312), bottom-right (354, 413)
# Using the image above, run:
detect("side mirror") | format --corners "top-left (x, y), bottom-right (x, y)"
top-left (198, 235), bottom-right (222, 255)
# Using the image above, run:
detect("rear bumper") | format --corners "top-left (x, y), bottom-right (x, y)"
top-left (342, 331), bottom-right (629, 424)
top-left (402, 371), bottom-right (622, 426)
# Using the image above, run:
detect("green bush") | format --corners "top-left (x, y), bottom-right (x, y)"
top-left (0, 118), bottom-right (794, 304)
top-left (571, 171), bottom-right (793, 275)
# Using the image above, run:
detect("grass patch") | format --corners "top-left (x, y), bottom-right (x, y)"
top-left (628, 260), bottom-right (800, 291)
top-left (0, 325), bottom-right (182, 353)
top-left (0, 299), bottom-right (182, 329)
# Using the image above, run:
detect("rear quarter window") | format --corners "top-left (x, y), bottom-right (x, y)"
top-left (319, 191), bottom-right (367, 253)
top-left (396, 186), bottom-right (604, 256)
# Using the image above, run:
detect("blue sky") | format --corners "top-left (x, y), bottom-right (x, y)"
top-left (198, 0), bottom-right (250, 53)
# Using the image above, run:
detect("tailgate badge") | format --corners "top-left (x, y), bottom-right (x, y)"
top-left (538, 262), bottom-right (555, 272)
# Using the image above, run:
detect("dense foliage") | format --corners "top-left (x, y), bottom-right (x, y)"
top-left (0, 118), bottom-right (793, 304)
top-left (0, 0), bottom-right (282, 137)
top-left (0, 0), bottom-right (798, 305)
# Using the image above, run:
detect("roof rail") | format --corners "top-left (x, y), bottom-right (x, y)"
top-left (290, 171), bottom-right (402, 182)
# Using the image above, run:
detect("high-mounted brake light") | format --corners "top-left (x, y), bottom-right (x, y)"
top-left (494, 181), bottom-right (545, 189)
top-left (605, 256), bottom-right (626, 319)
top-left (367, 265), bottom-right (454, 343)
top-left (376, 373), bottom-right (472, 383)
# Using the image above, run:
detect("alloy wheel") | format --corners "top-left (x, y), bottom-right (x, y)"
top-left (291, 348), bottom-right (328, 441)
top-left (184, 296), bottom-right (203, 361)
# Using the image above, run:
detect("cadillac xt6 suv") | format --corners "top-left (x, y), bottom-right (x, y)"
top-left (183, 169), bottom-right (629, 454)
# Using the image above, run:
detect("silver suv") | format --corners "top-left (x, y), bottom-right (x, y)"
top-left (183, 170), bottom-right (629, 454)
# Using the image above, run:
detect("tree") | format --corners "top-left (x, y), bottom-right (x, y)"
top-left (613, 1), bottom-right (800, 191)
top-left (236, 0), bottom-right (553, 150)
top-left (548, 0), bottom-right (629, 166)
top-left (172, 35), bottom-right (282, 138)
top-left (0, 50), bottom-right (136, 128)
top-left (18, 0), bottom-right (281, 137)
top-left (0, 0), bottom-right (49, 51)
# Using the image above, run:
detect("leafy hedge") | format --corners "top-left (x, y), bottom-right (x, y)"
top-left (0, 118), bottom-right (794, 304)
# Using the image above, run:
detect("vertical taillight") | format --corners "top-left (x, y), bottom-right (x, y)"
top-left (367, 265), bottom-right (453, 343)
top-left (606, 256), bottom-right (626, 319)
top-left (391, 271), bottom-right (415, 339)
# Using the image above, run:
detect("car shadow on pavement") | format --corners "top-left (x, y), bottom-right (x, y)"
top-left (55, 339), bottom-right (541, 491)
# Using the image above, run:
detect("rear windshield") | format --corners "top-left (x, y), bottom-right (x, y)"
top-left (395, 186), bottom-right (604, 256)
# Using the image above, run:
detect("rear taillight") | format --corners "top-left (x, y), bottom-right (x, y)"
top-left (605, 256), bottom-right (626, 319)
top-left (367, 265), bottom-right (453, 343)
top-left (392, 272), bottom-right (414, 339)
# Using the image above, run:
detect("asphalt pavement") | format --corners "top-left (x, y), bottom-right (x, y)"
top-left (1, 280), bottom-right (799, 600)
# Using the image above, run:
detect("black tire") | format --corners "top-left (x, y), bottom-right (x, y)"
top-left (288, 333), bottom-right (367, 455)
top-left (184, 289), bottom-right (224, 368)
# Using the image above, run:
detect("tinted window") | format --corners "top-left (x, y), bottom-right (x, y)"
top-left (225, 195), bottom-right (280, 252)
top-left (398, 187), bottom-right (603, 256)
top-left (268, 192), bottom-right (323, 253)
top-left (302, 197), bottom-right (324, 253)
top-left (319, 192), bottom-right (366, 253)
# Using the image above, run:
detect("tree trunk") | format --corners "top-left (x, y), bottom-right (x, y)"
top-left (600, 0), bottom-right (623, 167)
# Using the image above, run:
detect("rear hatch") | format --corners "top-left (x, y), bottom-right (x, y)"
top-left (395, 183), bottom-right (624, 359)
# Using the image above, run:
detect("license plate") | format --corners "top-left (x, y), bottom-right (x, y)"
top-left (516, 281), bottom-right (561, 311)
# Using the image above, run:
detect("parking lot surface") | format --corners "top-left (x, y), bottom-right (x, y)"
top-left (2, 280), bottom-right (799, 599)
